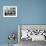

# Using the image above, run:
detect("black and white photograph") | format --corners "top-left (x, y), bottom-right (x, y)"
top-left (18, 25), bottom-right (46, 46)
top-left (3, 6), bottom-right (17, 17)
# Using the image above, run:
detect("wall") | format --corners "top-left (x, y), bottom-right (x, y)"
top-left (0, 0), bottom-right (46, 44)
top-left (0, 0), bottom-right (18, 44)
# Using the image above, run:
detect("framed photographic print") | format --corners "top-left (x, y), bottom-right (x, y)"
top-left (3, 6), bottom-right (17, 17)
top-left (18, 24), bottom-right (46, 42)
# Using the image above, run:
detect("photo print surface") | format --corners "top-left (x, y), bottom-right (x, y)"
top-left (3, 6), bottom-right (17, 17)
top-left (18, 25), bottom-right (46, 41)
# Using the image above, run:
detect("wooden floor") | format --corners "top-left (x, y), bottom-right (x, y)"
top-left (0, 41), bottom-right (46, 46)
top-left (0, 44), bottom-right (18, 46)
top-left (19, 39), bottom-right (46, 46)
